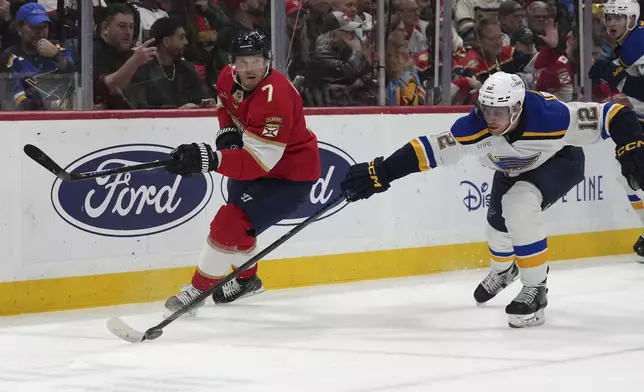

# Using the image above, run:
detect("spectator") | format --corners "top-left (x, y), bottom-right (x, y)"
top-left (331, 0), bottom-right (367, 40)
top-left (454, 18), bottom-right (532, 84)
top-left (169, 0), bottom-right (229, 88)
top-left (136, 17), bottom-right (210, 109)
top-left (498, 0), bottom-right (526, 45)
top-left (1, 3), bottom-right (75, 110)
top-left (306, 0), bottom-right (332, 51)
top-left (285, 0), bottom-right (310, 80)
top-left (0, 0), bottom-right (11, 51)
top-left (210, 0), bottom-right (266, 82)
top-left (356, 0), bottom-right (373, 34)
top-left (393, 0), bottom-right (430, 76)
top-left (454, 0), bottom-right (500, 39)
top-left (527, 1), bottom-right (549, 48)
top-left (300, 18), bottom-right (367, 106)
top-left (93, 3), bottom-right (155, 109)
top-left (134, 0), bottom-right (168, 45)
top-left (385, 15), bottom-right (426, 105)
top-left (512, 27), bottom-right (536, 56)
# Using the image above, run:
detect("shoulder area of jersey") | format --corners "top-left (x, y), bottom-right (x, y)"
top-left (519, 91), bottom-right (570, 138)
top-left (620, 22), bottom-right (644, 66)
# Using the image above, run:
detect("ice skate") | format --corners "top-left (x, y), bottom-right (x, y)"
top-left (633, 233), bottom-right (644, 264)
top-left (505, 284), bottom-right (548, 328)
top-left (474, 263), bottom-right (519, 304)
top-left (212, 274), bottom-right (265, 304)
top-left (164, 284), bottom-right (205, 317)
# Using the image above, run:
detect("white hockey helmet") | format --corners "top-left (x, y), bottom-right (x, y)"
top-left (478, 72), bottom-right (525, 135)
top-left (603, 0), bottom-right (640, 40)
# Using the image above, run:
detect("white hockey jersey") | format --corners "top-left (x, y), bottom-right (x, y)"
top-left (411, 91), bottom-right (625, 176)
top-left (616, 23), bottom-right (644, 119)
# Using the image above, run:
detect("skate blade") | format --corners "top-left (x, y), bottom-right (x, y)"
top-left (508, 309), bottom-right (545, 328)
top-left (215, 287), bottom-right (266, 305)
top-left (635, 255), bottom-right (644, 264)
top-left (163, 308), bottom-right (200, 319)
top-left (162, 302), bottom-right (203, 319)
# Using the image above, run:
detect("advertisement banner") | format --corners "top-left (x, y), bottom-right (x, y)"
top-left (1, 112), bottom-right (641, 285)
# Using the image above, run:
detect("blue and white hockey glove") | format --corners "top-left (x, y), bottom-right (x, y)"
top-left (588, 59), bottom-right (627, 89)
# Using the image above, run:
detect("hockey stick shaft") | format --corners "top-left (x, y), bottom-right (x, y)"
top-left (143, 192), bottom-right (349, 338)
top-left (23, 144), bottom-right (171, 182)
top-left (69, 159), bottom-right (170, 181)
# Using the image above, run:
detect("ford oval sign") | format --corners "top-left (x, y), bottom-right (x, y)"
top-left (220, 141), bottom-right (355, 226)
top-left (51, 144), bottom-right (214, 237)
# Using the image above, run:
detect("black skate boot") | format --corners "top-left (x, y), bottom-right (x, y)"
top-left (164, 284), bottom-right (205, 317)
top-left (474, 263), bottom-right (519, 304)
top-left (212, 274), bottom-right (265, 304)
top-left (505, 283), bottom-right (548, 328)
top-left (633, 233), bottom-right (644, 264)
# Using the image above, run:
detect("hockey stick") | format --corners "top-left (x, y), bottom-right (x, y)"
top-left (107, 192), bottom-right (350, 344)
top-left (23, 144), bottom-right (171, 182)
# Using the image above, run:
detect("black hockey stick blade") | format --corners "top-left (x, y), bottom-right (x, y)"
top-left (24, 144), bottom-right (172, 182)
top-left (107, 192), bottom-right (350, 343)
top-left (23, 144), bottom-right (72, 181)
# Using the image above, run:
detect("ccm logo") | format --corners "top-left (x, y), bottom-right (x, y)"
top-left (368, 160), bottom-right (382, 188)
top-left (617, 140), bottom-right (644, 157)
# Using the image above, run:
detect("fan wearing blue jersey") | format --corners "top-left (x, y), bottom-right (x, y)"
top-left (341, 72), bottom-right (644, 328)
top-left (589, 0), bottom-right (644, 262)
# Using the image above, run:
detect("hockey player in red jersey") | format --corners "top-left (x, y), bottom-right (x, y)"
top-left (164, 30), bottom-right (321, 314)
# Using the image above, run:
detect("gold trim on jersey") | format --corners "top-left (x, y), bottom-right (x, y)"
top-left (454, 128), bottom-right (491, 145)
top-left (529, 91), bottom-right (558, 101)
top-left (520, 129), bottom-right (567, 140)
top-left (410, 138), bottom-right (430, 171)
top-left (605, 103), bottom-right (626, 135)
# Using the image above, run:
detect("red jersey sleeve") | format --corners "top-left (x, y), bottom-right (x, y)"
top-left (535, 45), bottom-right (563, 70)
top-left (217, 77), bottom-right (294, 181)
top-left (215, 66), bottom-right (235, 129)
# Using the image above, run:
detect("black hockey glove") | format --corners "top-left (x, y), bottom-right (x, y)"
top-left (588, 59), bottom-right (627, 89)
top-left (340, 157), bottom-right (391, 202)
top-left (166, 142), bottom-right (219, 176)
top-left (216, 126), bottom-right (243, 150)
top-left (617, 137), bottom-right (644, 190)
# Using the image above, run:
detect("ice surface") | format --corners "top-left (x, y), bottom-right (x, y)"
top-left (1, 255), bottom-right (644, 392)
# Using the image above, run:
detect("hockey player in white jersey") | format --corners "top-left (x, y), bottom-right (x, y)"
top-left (340, 72), bottom-right (644, 328)
top-left (588, 0), bottom-right (644, 261)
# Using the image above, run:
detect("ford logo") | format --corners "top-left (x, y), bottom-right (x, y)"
top-left (220, 141), bottom-right (355, 226)
top-left (51, 144), bottom-right (214, 237)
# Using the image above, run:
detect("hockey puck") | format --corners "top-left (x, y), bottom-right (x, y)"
top-left (145, 329), bottom-right (163, 340)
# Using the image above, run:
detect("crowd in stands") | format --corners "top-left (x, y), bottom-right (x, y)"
top-left (0, 0), bottom-right (639, 110)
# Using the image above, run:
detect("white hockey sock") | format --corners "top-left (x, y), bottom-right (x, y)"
top-left (502, 181), bottom-right (548, 286)
top-left (487, 224), bottom-right (515, 273)
top-left (193, 239), bottom-right (236, 286)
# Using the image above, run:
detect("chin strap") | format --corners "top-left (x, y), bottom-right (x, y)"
top-left (500, 106), bottom-right (523, 135)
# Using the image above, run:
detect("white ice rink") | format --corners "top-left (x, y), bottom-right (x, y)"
top-left (2, 256), bottom-right (644, 392)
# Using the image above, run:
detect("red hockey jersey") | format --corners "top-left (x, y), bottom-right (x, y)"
top-left (215, 65), bottom-right (321, 181)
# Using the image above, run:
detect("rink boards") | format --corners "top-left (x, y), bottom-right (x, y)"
top-left (0, 107), bottom-right (642, 315)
